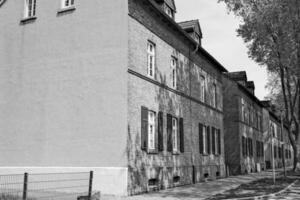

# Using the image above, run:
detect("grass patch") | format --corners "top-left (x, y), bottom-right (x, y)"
top-left (206, 177), bottom-right (296, 200)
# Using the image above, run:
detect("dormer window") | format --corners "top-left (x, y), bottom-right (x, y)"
top-left (194, 34), bottom-right (200, 44)
top-left (164, 4), bottom-right (174, 19)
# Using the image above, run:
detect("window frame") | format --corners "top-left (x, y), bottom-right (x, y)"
top-left (147, 41), bottom-right (156, 79)
top-left (61, 0), bottom-right (75, 9)
top-left (171, 56), bottom-right (177, 89)
top-left (147, 110), bottom-right (156, 151)
top-left (24, 0), bottom-right (36, 18)
top-left (212, 83), bottom-right (217, 108)
top-left (172, 117), bottom-right (179, 153)
top-left (200, 75), bottom-right (206, 102)
top-left (164, 4), bottom-right (174, 19)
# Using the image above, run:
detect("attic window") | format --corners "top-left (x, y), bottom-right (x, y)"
top-left (194, 34), bottom-right (200, 44)
top-left (164, 5), bottom-right (174, 19)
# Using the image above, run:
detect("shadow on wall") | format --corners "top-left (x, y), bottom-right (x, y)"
top-left (126, 53), bottom-right (192, 195)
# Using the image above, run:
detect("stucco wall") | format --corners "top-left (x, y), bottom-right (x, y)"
top-left (0, 0), bottom-right (128, 168)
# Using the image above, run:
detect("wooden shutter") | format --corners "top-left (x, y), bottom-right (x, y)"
top-left (199, 124), bottom-right (203, 154)
top-left (212, 127), bottom-right (216, 155)
top-left (207, 126), bottom-right (211, 154)
top-left (167, 114), bottom-right (173, 152)
top-left (179, 118), bottom-right (184, 153)
top-left (141, 106), bottom-right (148, 151)
top-left (217, 129), bottom-right (221, 155)
top-left (158, 111), bottom-right (164, 151)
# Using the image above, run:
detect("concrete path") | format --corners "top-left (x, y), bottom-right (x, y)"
top-left (101, 170), bottom-right (282, 200)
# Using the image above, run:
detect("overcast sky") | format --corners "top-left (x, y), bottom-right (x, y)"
top-left (175, 0), bottom-right (268, 100)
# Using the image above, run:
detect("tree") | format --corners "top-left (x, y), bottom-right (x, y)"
top-left (218, 0), bottom-right (300, 170)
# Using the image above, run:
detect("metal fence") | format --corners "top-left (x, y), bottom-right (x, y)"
top-left (0, 171), bottom-right (93, 200)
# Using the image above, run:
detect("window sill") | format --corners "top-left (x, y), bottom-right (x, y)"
top-left (57, 6), bottom-right (76, 15)
top-left (147, 150), bottom-right (158, 155)
top-left (172, 151), bottom-right (181, 155)
top-left (20, 16), bottom-right (37, 24)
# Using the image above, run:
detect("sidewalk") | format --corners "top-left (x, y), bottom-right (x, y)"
top-left (101, 170), bottom-right (285, 200)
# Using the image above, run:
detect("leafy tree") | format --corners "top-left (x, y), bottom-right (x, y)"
top-left (218, 0), bottom-right (300, 170)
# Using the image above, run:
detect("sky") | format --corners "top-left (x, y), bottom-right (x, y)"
top-left (175, 0), bottom-right (269, 100)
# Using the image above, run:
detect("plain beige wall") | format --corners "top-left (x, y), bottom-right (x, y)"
top-left (0, 0), bottom-right (128, 167)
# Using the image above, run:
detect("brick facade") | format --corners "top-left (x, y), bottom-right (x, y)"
top-left (127, 0), bottom-right (226, 194)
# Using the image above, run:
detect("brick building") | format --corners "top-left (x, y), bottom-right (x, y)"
top-left (223, 72), bottom-right (293, 175)
top-left (0, 0), bottom-right (228, 196)
top-left (261, 101), bottom-right (294, 169)
top-left (128, 0), bottom-right (227, 194)
top-left (223, 72), bottom-right (265, 175)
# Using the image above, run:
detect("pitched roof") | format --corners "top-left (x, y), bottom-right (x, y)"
top-left (146, 0), bottom-right (228, 72)
top-left (178, 20), bottom-right (203, 38)
top-left (227, 71), bottom-right (248, 82)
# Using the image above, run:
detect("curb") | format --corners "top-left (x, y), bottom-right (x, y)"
top-left (224, 179), bottom-right (298, 200)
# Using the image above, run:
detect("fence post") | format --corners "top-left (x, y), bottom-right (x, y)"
top-left (88, 171), bottom-right (93, 200)
top-left (23, 173), bottom-right (28, 200)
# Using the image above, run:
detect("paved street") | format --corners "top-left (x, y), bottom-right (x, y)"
top-left (101, 170), bottom-right (283, 200)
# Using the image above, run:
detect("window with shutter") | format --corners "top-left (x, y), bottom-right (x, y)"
top-left (207, 126), bottom-right (211, 154)
top-left (148, 111), bottom-right (156, 150)
top-left (212, 127), bottom-right (216, 154)
top-left (158, 112), bottom-right (164, 152)
top-left (141, 106), bottom-right (148, 151)
top-left (167, 114), bottom-right (173, 152)
top-left (172, 117), bottom-right (178, 152)
top-left (179, 118), bottom-right (184, 153)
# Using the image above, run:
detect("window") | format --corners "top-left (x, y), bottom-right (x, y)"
top-left (164, 5), bottom-right (173, 19)
top-left (194, 34), bottom-right (200, 44)
top-left (200, 75), bottom-right (206, 102)
top-left (212, 84), bottom-right (217, 108)
top-left (24, 0), bottom-right (36, 18)
top-left (199, 124), bottom-right (206, 154)
top-left (241, 98), bottom-right (245, 122)
top-left (171, 57), bottom-right (177, 89)
top-left (148, 111), bottom-right (156, 150)
top-left (62, 0), bottom-right (74, 8)
top-left (147, 42), bottom-right (156, 78)
top-left (172, 117), bottom-right (178, 152)
top-left (242, 136), bottom-right (246, 157)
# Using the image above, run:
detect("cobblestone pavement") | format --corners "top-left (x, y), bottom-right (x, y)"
top-left (266, 180), bottom-right (300, 200)
top-left (101, 170), bottom-right (284, 200)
